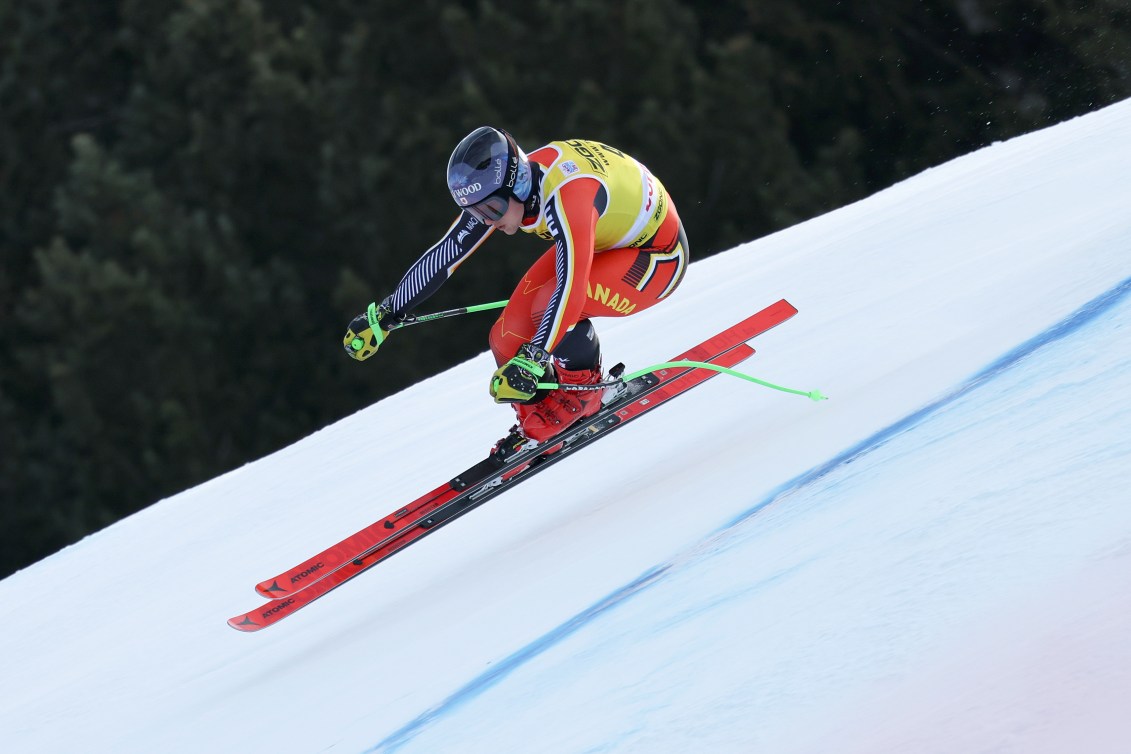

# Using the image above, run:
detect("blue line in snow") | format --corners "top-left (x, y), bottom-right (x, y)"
top-left (717, 274), bottom-right (1131, 536)
top-left (368, 274), bottom-right (1131, 754)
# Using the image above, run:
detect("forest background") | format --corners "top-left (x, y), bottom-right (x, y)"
top-left (3, 0), bottom-right (1129, 578)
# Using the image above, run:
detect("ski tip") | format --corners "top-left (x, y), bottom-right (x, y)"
top-left (772, 298), bottom-right (799, 318)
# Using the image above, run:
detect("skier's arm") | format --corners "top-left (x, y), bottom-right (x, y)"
top-left (382, 212), bottom-right (494, 316)
top-left (344, 212), bottom-right (492, 361)
top-left (530, 177), bottom-right (601, 352)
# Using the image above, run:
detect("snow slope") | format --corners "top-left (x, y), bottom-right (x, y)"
top-left (2, 98), bottom-right (1130, 754)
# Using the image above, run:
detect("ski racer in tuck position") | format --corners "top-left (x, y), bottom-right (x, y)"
top-left (344, 127), bottom-right (689, 446)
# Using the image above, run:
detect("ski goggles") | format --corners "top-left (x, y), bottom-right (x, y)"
top-left (464, 191), bottom-right (510, 224)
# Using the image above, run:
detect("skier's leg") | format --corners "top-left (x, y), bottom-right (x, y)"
top-left (489, 205), bottom-right (687, 364)
top-left (490, 206), bottom-right (689, 443)
top-left (550, 318), bottom-right (600, 371)
top-left (578, 208), bottom-right (689, 321)
top-left (488, 247), bottom-right (556, 365)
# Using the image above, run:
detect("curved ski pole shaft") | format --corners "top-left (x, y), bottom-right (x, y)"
top-left (539, 359), bottom-right (828, 402)
top-left (385, 300), bottom-right (509, 331)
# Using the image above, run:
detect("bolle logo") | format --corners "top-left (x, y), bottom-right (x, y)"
top-left (263, 599), bottom-right (295, 618)
top-left (493, 157), bottom-right (504, 183)
top-left (453, 183), bottom-right (482, 198)
top-left (290, 562), bottom-right (324, 584)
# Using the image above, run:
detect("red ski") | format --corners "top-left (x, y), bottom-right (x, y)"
top-left (229, 300), bottom-right (798, 631)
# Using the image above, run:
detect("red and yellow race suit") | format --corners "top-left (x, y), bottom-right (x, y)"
top-left (383, 138), bottom-right (688, 364)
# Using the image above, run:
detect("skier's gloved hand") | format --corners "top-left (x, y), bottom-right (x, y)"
top-left (490, 343), bottom-right (551, 403)
top-left (343, 301), bottom-right (405, 361)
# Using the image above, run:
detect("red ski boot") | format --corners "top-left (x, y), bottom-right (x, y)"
top-left (513, 362), bottom-right (604, 443)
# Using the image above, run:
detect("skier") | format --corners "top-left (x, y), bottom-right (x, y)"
top-left (344, 126), bottom-right (689, 445)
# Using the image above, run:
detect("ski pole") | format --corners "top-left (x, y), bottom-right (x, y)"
top-left (379, 299), bottom-right (509, 331)
top-left (538, 359), bottom-right (827, 402)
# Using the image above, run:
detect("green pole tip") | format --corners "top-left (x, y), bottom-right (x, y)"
top-left (808, 390), bottom-right (828, 402)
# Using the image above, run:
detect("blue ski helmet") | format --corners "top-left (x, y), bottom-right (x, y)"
top-left (446, 126), bottom-right (532, 223)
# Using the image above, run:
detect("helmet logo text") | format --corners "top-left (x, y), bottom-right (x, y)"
top-left (453, 182), bottom-right (483, 198)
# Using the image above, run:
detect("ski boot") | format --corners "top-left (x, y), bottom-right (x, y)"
top-left (490, 319), bottom-right (607, 458)
top-left (512, 362), bottom-right (605, 443)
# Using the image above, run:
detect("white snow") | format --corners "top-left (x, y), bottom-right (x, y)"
top-left (3, 98), bottom-right (1131, 754)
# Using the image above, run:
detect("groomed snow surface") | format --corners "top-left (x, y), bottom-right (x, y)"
top-left (3, 99), bottom-right (1131, 753)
